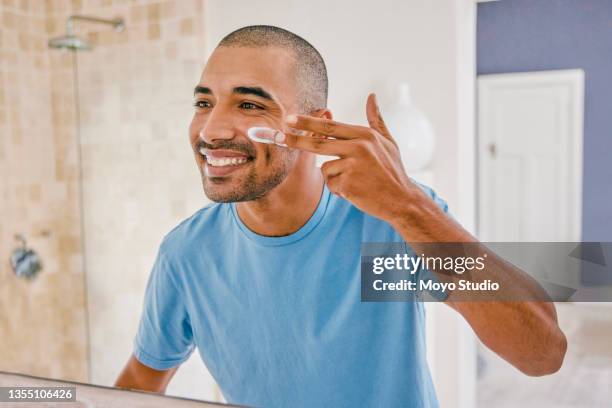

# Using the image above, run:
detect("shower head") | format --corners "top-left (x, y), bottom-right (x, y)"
top-left (48, 35), bottom-right (92, 51)
top-left (48, 15), bottom-right (125, 52)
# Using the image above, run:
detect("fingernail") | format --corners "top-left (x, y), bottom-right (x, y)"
top-left (286, 114), bottom-right (298, 125)
top-left (287, 127), bottom-right (307, 137)
top-left (274, 130), bottom-right (286, 145)
top-left (247, 127), bottom-right (276, 144)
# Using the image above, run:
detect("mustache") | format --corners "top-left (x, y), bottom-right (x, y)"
top-left (197, 140), bottom-right (257, 157)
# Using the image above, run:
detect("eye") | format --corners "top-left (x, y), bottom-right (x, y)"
top-left (194, 100), bottom-right (211, 109)
top-left (240, 102), bottom-right (262, 110)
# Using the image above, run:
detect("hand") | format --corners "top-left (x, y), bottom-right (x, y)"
top-left (282, 93), bottom-right (423, 223)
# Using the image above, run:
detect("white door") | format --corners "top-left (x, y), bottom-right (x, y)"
top-left (478, 70), bottom-right (584, 242)
top-left (476, 71), bottom-right (612, 408)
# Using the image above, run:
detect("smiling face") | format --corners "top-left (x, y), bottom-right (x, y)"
top-left (189, 46), bottom-right (302, 202)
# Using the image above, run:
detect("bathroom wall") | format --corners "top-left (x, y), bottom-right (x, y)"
top-left (0, 0), bottom-right (88, 382)
top-left (477, 0), bottom-right (612, 241)
top-left (51, 0), bottom-right (218, 401)
top-left (1, 0), bottom-right (218, 401)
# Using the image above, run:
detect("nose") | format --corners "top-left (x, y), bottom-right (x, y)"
top-left (197, 107), bottom-right (236, 144)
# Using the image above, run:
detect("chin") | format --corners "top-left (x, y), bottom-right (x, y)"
top-left (202, 180), bottom-right (254, 203)
top-left (202, 180), bottom-right (236, 203)
top-left (199, 160), bottom-right (293, 203)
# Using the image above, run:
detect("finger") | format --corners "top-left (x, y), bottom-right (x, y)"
top-left (283, 131), bottom-right (351, 156)
top-left (325, 173), bottom-right (346, 198)
top-left (247, 127), bottom-right (310, 147)
top-left (320, 157), bottom-right (347, 179)
top-left (286, 114), bottom-right (371, 140)
top-left (247, 127), bottom-right (283, 145)
top-left (366, 93), bottom-right (396, 144)
top-left (321, 159), bottom-right (354, 199)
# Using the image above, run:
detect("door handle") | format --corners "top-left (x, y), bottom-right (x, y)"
top-left (488, 143), bottom-right (497, 157)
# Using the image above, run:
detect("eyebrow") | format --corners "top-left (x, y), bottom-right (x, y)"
top-left (193, 85), bottom-right (274, 101)
top-left (194, 86), bottom-right (212, 95)
top-left (233, 86), bottom-right (273, 101)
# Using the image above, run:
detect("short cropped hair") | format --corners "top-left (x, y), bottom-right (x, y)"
top-left (218, 25), bottom-right (328, 113)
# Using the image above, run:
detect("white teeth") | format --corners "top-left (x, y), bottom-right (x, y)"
top-left (205, 156), bottom-right (248, 167)
top-left (199, 148), bottom-right (249, 167)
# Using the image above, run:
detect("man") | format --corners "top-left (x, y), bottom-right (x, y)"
top-left (115, 26), bottom-right (566, 407)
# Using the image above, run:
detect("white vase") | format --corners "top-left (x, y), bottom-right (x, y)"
top-left (383, 83), bottom-right (435, 172)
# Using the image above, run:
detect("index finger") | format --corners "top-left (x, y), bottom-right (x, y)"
top-left (286, 115), bottom-right (371, 140)
top-left (283, 131), bottom-right (351, 157)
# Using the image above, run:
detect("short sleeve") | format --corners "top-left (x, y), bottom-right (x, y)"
top-left (407, 182), bottom-right (450, 301)
top-left (133, 248), bottom-right (195, 370)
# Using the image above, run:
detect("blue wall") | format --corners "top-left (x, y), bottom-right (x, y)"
top-left (477, 0), bottom-right (612, 241)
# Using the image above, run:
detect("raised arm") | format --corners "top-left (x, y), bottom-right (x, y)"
top-left (280, 93), bottom-right (567, 376)
top-left (390, 196), bottom-right (567, 376)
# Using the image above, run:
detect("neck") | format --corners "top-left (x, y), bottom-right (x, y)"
top-left (236, 154), bottom-right (324, 237)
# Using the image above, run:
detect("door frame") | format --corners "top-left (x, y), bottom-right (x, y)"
top-left (476, 69), bottom-right (585, 241)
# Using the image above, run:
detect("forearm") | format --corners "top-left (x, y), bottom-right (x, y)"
top-left (389, 188), bottom-right (567, 375)
top-left (452, 300), bottom-right (566, 375)
top-left (115, 355), bottom-right (177, 393)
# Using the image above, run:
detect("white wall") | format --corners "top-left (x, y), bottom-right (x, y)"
top-left (203, 1), bottom-right (477, 407)
top-left (205, 0), bottom-right (460, 206)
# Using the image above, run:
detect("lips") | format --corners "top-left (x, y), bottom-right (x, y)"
top-left (198, 147), bottom-right (252, 177)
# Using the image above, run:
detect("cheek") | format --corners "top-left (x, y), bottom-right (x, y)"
top-left (235, 114), bottom-right (280, 136)
top-left (252, 144), bottom-right (273, 166)
top-left (235, 116), bottom-right (283, 164)
top-left (255, 145), bottom-right (294, 169)
top-left (265, 147), bottom-right (272, 165)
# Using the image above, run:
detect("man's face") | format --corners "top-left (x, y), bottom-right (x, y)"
top-left (189, 46), bottom-right (301, 202)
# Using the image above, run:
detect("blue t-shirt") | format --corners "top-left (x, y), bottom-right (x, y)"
top-left (134, 184), bottom-right (448, 408)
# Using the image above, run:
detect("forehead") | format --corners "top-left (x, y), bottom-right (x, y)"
top-left (200, 46), bottom-right (298, 98)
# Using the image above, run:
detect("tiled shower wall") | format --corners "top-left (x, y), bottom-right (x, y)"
top-left (0, 0), bottom-right (88, 382)
top-left (2, 0), bottom-right (218, 401)
top-left (66, 0), bottom-right (216, 400)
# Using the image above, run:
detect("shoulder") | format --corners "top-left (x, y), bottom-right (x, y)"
top-left (158, 202), bottom-right (229, 259)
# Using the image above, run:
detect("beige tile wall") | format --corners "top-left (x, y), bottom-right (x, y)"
top-left (2, 0), bottom-right (218, 401)
top-left (0, 0), bottom-right (88, 382)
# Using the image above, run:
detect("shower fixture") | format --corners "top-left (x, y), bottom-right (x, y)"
top-left (48, 14), bottom-right (125, 51)
top-left (45, 15), bottom-right (124, 381)
top-left (10, 234), bottom-right (42, 279)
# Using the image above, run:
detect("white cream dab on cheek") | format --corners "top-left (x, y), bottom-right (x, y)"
top-left (247, 127), bottom-right (287, 147)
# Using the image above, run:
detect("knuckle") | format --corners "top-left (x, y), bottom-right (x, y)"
top-left (321, 120), bottom-right (337, 136)
top-left (365, 129), bottom-right (378, 141)
top-left (311, 138), bottom-right (326, 150)
top-left (355, 140), bottom-right (369, 153)
top-left (320, 160), bottom-right (331, 173)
